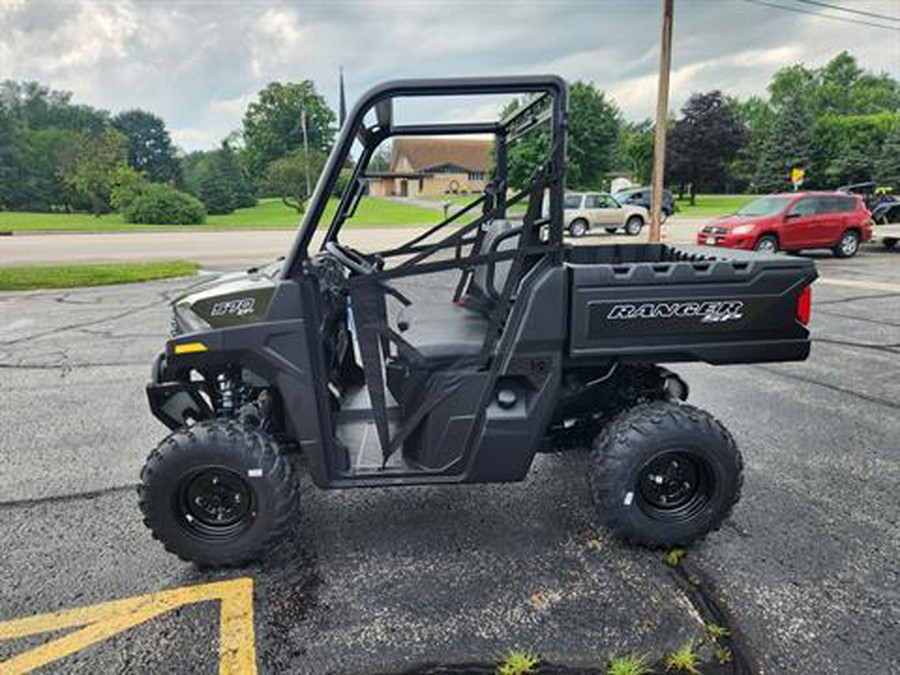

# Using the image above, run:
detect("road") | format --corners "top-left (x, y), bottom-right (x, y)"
top-left (0, 218), bottom-right (708, 269)
top-left (1, 244), bottom-right (898, 673)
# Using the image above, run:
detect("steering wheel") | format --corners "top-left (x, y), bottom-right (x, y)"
top-left (324, 241), bottom-right (380, 276)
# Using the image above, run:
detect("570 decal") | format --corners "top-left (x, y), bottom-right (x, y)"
top-left (210, 298), bottom-right (256, 317)
top-left (606, 300), bottom-right (744, 324)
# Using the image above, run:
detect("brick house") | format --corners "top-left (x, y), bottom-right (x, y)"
top-left (368, 137), bottom-right (491, 198)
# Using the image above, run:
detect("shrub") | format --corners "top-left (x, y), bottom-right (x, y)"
top-left (122, 183), bottom-right (206, 225)
top-left (110, 165), bottom-right (150, 212)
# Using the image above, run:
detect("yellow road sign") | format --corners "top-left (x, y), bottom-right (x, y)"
top-left (0, 578), bottom-right (257, 675)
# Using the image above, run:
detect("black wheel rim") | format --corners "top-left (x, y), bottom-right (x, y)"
top-left (176, 467), bottom-right (256, 541)
top-left (637, 451), bottom-right (712, 521)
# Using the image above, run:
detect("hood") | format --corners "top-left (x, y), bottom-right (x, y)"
top-left (707, 214), bottom-right (760, 230)
top-left (172, 260), bottom-right (283, 332)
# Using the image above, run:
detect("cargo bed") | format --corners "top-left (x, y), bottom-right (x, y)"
top-left (565, 243), bottom-right (817, 364)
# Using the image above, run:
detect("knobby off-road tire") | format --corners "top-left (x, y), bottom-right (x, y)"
top-left (588, 401), bottom-right (743, 547)
top-left (139, 420), bottom-right (299, 567)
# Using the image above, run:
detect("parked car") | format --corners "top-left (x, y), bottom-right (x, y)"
top-left (563, 192), bottom-right (649, 237)
top-left (697, 192), bottom-right (872, 258)
top-left (871, 200), bottom-right (900, 249)
top-left (613, 187), bottom-right (675, 220)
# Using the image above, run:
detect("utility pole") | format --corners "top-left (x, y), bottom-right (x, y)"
top-left (300, 106), bottom-right (311, 199)
top-left (649, 0), bottom-right (674, 242)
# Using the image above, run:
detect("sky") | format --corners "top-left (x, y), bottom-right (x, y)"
top-left (2, 0), bottom-right (899, 151)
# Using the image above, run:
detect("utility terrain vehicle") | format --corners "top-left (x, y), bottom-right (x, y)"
top-left (141, 76), bottom-right (817, 566)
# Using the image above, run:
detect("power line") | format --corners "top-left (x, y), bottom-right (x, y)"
top-left (793, 0), bottom-right (900, 23)
top-left (742, 0), bottom-right (900, 31)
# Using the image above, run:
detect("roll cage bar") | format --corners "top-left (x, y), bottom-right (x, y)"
top-left (282, 75), bottom-right (568, 278)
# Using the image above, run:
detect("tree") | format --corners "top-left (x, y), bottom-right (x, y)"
top-left (112, 110), bottom-right (181, 184)
top-left (369, 145), bottom-right (391, 172)
top-left (813, 113), bottom-right (898, 188)
top-left (215, 142), bottom-right (256, 209)
top-left (753, 91), bottom-right (815, 194)
top-left (0, 106), bottom-right (24, 209)
top-left (666, 91), bottom-right (747, 200)
top-left (262, 149), bottom-right (327, 213)
top-left (501, 82), bottom-right (621, 190)
top-left (729, 96), bottom-right (773, 192)
top-left (63, 127), bottom-right (127, 214)
top-left (183, 143), bottom-right (256, 214)
top-left (876, 123), bottom-right (900, 189)
top-left (620, 120), bottom-right (654, 186)
top-left (241, 81), bottom-right (336, 182)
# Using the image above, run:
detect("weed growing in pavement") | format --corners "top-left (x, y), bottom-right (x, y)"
top-left (497, 650), bottom-right (541, 675)
top-left (665, 641), bottom-right (701, 674)
top-left (664, 548), bottom-right (687, 567)
top-left (714, 645), bottom-right (733, 664)
top-left (705, 623), bottom-right (730, 641)
top-left (607, 653), bottom-right (652, 675)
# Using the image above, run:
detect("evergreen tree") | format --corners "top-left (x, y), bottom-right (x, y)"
top-left (876, 124), bottom-right (900, 190)
top-left (753, 93), bottom-right (814, 193)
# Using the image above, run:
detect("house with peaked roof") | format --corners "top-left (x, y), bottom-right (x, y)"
top-left (368, 137), bottom-right (491, 198)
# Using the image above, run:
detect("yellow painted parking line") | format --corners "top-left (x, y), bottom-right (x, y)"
top-left (0, 578), bottom-right (256, 675)
top-left (817, 277), bottom-right (900, 294)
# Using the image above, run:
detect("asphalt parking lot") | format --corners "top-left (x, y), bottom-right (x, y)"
top-left (1, 244), bottom-right (898, 674)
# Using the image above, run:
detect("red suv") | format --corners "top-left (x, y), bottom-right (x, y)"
top-left (697, 192), bottom-right (872, 258)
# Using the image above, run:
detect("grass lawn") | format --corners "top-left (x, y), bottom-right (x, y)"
top-left (0, 197), bottom-right (437, 233)
top-left (673, 194), bottom-right (755, 218)
top-left (0, 260), bottom-right (199, 291)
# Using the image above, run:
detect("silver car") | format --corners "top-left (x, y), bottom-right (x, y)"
top-left (563, 192), bottom-right (649, 237)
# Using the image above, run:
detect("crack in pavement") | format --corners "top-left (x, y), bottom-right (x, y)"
top-left (813, 336), bottom-right (900, 354)
top-left (0, 360), bottom-right (146, 370)
top-left (815, 291), bottom-right (900, 306)
top-left (0, 277), bottom-right (206, 347)
top-left (814, 308), bottom-right (900, 329)
top-left (669, 557), bottom-right (758, 675)
top-left (0, 483), bottom-right (137, 509)
top-left (752, 364), bottom-right (900, 410)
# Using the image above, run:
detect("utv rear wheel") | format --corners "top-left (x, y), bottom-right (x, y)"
top-left (884, 237), bottom-right (897, 249)
top-left (588, 401), bottom-right (742, 547)
top-left (625, 216), bottom-right (644, 236)
top-left (833, 229), bottom-right (860, 258)
top-left (569, 219), bottom-right (588, 237)
top-left (139, 420), bottom-right (299, 566)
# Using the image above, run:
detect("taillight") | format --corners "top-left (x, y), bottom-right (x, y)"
top-left (796, 285), bottom-right (811, 325)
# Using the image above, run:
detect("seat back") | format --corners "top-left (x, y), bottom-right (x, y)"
top-left (466, 219), bottom-right (521, 310)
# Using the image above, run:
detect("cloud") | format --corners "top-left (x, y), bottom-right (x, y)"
top-left (1, 0), bottom-right (897, 151)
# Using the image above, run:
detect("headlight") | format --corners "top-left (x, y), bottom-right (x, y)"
top-left (732, 225), bottom-right (754, 235)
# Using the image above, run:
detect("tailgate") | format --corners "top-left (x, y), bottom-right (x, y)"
top-left (567, 247), bottom-right (818, 365)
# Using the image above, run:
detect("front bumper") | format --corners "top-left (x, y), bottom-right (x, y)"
top-left (146, 352), bottom-right (214, 430)
top-left (696, 231), bottom-right (754, 249)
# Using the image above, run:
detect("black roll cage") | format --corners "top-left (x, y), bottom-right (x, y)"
top-left (281, 75), bottom-right (569, 278)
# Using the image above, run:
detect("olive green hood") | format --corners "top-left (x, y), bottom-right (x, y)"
top-left (172, 261), bottom-right (282, 331)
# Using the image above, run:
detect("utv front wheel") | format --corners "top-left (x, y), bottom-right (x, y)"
top-left (139, 420), bottom-right (299, 566)
top-left (589, 402), bottom-right (742, 547)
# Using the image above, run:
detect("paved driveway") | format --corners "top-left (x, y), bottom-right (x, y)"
top-left (1, 246), bottom-right (897, 673)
